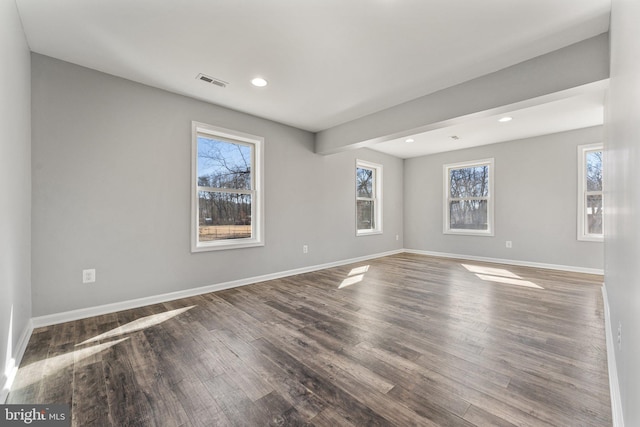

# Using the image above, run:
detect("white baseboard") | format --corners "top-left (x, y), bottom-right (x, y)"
top-left (404, 249), bottom-right (604, 275)
top-left (30, 248), bottom-right (602, 328)
top-left (1, 319), bottom-right (34, 403)
top-left (602, 283), bottom-right (625, 427)
top-left (31, 249), bottom-right (404, 328)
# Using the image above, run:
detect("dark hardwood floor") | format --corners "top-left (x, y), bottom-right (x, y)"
top-left (8, 253), bottom-right (612, 426)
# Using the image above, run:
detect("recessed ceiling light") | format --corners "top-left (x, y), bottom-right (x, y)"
top-left (405, 138), bottom-right (414, 143)
top-left (251, 77), bottom-right (268, 87)
top-left (498, 116), bottom-right (513, 122)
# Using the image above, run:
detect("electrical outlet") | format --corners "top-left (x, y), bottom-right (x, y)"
top-left (506, 241), bottom-right (513, 248)
top-left (396, 234), bottom-right (399, 241)
top-left (83, 269), bottom-right (96, 284)
top-left (303, 245), bottom-right (308, 254)
top-left (617, 322), bottom-right (622, 350)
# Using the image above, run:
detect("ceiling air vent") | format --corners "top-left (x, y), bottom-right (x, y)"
top-left (196, 73), bottom-right (228, 88)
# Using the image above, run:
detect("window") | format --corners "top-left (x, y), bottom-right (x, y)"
top-left (444, 158), bottom-right (494, 236)
top-left (191, 122), bottom-right (264, 251)
top-left (356, 160), bottom-right (382, 235)
top-left (578, 143), bottom-right (603, 241)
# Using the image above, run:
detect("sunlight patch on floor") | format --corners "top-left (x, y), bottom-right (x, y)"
top-left (11, 338), bottom-right (128, 390)
top-left (339, 265), bottom-right (369, 289)
top-left (462, 264), bottom-right (521, 278)
top-left (77, 305), bottom-right (195, 346)
top-left (462, 264), bottom-right (543, 289)
top-left (475, 273), bottom-right (543, 289)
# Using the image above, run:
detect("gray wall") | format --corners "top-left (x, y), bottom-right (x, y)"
top-left (31, 54), bottom-right (403, 317)
top-left (404, 127), bottom-right (604, 270)
top-left (606, 0), bottom-right (640, 424)
top-left (0, 0), bottom-right (32, 399)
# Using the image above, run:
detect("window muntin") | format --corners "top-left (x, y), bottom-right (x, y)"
top-left (444, 159), bottom-right (494, 236)
top-left (356, 160), bottom-right (382, 235)
top-left (578, 144), bottom-right (603, 241)
top-left (192, 122), bottom-right (263, 251)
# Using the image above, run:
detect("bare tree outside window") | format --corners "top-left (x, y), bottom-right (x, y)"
top-left (577, 143), bottom-right (603, 241)
top-left (444, 159), bottom-right (494, 235)
top-left (356, 167), bottom-right (375, 230)
top-left (449, 166), bottom-right (489, 230)
top-left (197, 136), bottom-right (253, 240)
top-left (585, 150), bottom-right (603, 235)
top-left (191, 122), bottom-right (263, 252)
top-left (356, 160), bottom-right (382, 235)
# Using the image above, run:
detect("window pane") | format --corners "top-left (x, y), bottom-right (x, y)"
top-left (198, 191), bottom-right (252, 241)
top-left (449, 166), bottom-right (489, 198)
top-left (587, 194), bottom-right (603, 235)
top-left (356, 168), bottom-right (374, 198)
top-left (449, 200), bottom-right (488, 230)
top-left (357, 200), bottom-right (375, 230)
top-left (197, 136), bottom-right (252, 190)
top-left (586, 150), bottom-right (603, 191)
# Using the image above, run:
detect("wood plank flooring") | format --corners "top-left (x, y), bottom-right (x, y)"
top-left (7, 253), bottom-right (612, 426)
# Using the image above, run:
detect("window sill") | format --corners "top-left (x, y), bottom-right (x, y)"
top-left (444, 229), bottom-right (494, 237)
top-left (357, 230), bottom-right (383, 237)
top-left (191, 239), bottom-right (264, 252)
top-left (578, 236), bottom-right (604, 243)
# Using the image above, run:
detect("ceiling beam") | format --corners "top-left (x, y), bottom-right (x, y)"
top-left (315, 33), bottom-right (610, 155)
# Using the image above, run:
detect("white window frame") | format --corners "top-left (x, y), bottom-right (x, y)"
top-left (191, 121), bottom-right (264, 252)
top-left (577, 143), bottom-right (603, 242)
top-left (356, 159), bottom-right (383, 236)
top-left (443, 158), bottom-right (494, 236)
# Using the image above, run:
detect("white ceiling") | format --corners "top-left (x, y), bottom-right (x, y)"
top-left (15, 0), bottom-right (610, 156)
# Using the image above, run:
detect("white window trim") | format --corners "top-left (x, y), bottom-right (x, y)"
top-left (191, 121), bottom-right (264, 252)
top-left (577, 143), bottom-right (603, 242)
top-left (443, 158), bottom-right (495, 236)
top-left (356, 159), bottom-right (383, 236)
